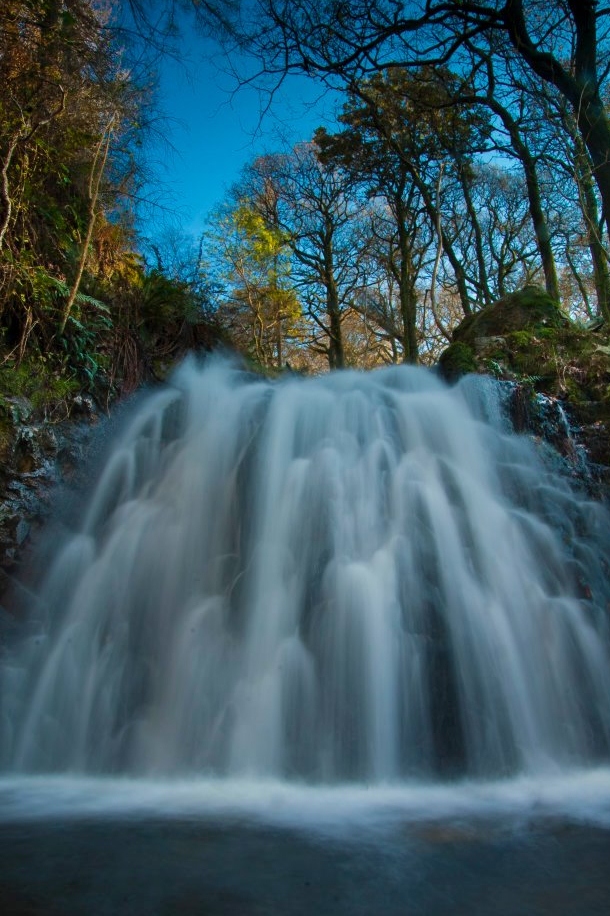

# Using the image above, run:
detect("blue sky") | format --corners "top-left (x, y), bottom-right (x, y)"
top-left (146, 33), bottom-right (337, 240)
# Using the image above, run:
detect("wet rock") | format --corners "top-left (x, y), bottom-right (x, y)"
top-left (70, 394), bottom-right (97, 419)
top-left (3, 396), bottom-right (33, 426)
top-left (13, 425), bottom-right (59, 475)
top-left (0, 393), bottom-right (102, 588)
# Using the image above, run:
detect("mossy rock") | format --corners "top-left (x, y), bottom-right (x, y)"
top-left (438, 341), bottom-right (478, 381)
top-left (454, 286), bottom-right (570, 343)
top-left (439, 287), bottom-right (609, 400)
top-left (439, 287), bottom-right (573, 388)
top-left (437, 286), bottom-right (610, 473)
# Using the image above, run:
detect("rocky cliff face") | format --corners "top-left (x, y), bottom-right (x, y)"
top-left (439, 286), bottom-right (610, 495)
top-left (0, 392), bottom-right (100, 606)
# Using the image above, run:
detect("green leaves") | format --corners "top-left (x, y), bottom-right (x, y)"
top-left (233, 204), bottom-right (288, 264)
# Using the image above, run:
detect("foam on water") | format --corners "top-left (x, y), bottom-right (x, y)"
top-left (2, 770), bottom-right (610, 837)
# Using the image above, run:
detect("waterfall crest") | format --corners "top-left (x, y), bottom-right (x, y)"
top-left (2, 355), bottom-right (610, 781)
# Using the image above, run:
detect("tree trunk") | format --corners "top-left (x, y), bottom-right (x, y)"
top-left (458, 159), bottom-right (492, 308)
top-left (576, 105), bottom-right (610, 243)
top-left (489, 98), bottom-right (560, 303)
top-left (59, 117), bottom-right (114, 335)
top-left (326, 274), bottom-right (344, 369)
top-left (396, 199), bottom-right (418, 363)
top-left (505, 0), bottom-right (610, 320)
top-left (322, 225), bottom-right (345, 369)
top-left (413, 172), bottom-right (471, 316)
top-left (276, 311), bottom-right (283, 368)
top-left (0, 136), bottom-right (19, 252)
top-left (573, 134), bottom-right (610, 319)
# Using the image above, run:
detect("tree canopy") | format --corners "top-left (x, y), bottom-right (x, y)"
top-left (245, 2), bottom-right (610, 283)
top-left (2, 0), bottom-right (610, 390)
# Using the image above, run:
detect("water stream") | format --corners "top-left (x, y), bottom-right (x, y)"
top-left (4, 356), bottom-right (610, 912)
top-left (2, 354), bottom-right (609, 785)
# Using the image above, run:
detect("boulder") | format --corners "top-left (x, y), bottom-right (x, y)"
top-left (439, 286), bottom-right (610, 485)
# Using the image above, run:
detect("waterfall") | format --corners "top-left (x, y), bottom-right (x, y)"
top-left (2, 354), bottom-right (610, 782)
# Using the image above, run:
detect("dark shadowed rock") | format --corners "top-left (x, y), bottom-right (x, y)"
top-left (0, 393), bottom-right (101, 602)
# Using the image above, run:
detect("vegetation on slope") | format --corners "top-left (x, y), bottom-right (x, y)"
top-left (0, 1), bottom-right (227, 416)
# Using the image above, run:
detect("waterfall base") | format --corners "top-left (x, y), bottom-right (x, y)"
top-left (2, 772), bottom-right (610, 915)
top-left (3, 770), bottom-right (610, 830)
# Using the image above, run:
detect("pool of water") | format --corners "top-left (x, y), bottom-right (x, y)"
top-left (2, 772), bottom-right (610, 914)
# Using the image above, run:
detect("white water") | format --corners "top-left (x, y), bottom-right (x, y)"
top-left (2, 355), bottom-right (610, 787)
top-left (3, 769), bottom-right (610, 835)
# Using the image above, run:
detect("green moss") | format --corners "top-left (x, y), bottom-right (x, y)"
top-left (440, 287), bottom-right (610, 406)
top-left (438, 341), bottom-right (476, 380)
top-left (0, 358), bottom-right (80, 416)
top-left (536, 327), bottom-right (558, 340)
top-left (452, 287), bottom-right (570, 345)
top-left (0, 414), bottom-right (13, 462)
top-left (507, 330), bottom-right (536, 349)
top-left (562, 375), bottom-right (588, 404)
top-left (439, 288), bottom-right (610, 469)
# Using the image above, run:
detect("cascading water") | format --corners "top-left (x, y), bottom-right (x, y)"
top-left (2, 354), bottom-right (610, 784)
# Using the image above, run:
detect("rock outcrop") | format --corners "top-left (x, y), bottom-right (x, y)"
top-left (0, 392), bottom-right (100, 600)
top-left (439, 286), bottom-right (610, 491)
